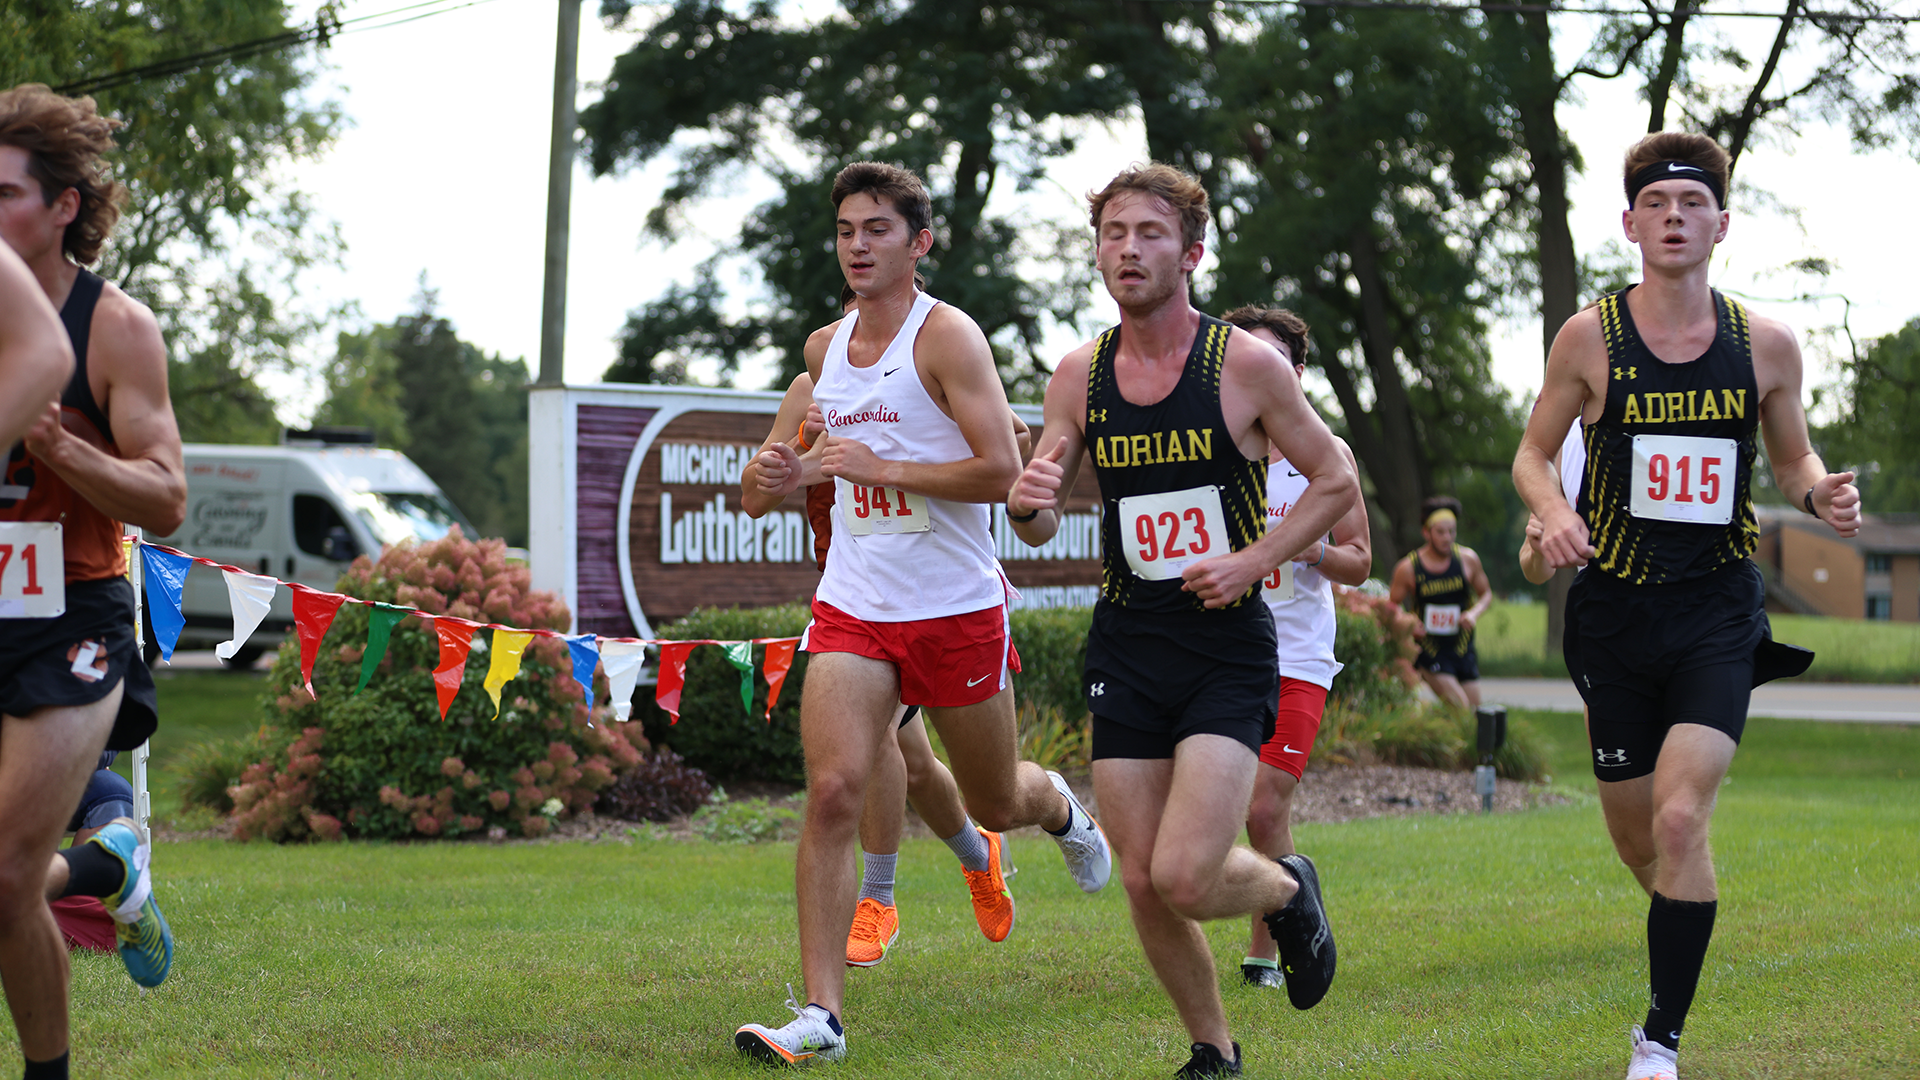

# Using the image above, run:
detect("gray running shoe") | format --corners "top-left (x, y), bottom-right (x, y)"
top-left (1045, 770), bottom-right (1111, 893)
top-left (1260, 853), bottom-right (1336, 1010)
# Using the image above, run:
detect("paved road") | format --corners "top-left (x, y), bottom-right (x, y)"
top-left (1474, 677), bottom-right (1920, 724)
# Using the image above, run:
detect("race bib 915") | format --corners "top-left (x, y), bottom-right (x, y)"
top-left (841, 482), bottom-right (930, 536)
top-left (1630, 434), bottom-right (1737, 525)
top-left (0, 522), bottom-right (64, 618)
top-left (1118, 485), bottom-right (1224, 581)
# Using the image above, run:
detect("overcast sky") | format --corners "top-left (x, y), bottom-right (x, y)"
top-left (273, 0), bottom-right (1920, 420)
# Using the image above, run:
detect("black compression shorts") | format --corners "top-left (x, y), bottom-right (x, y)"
top-left (1566, 559), bottom-right (1764, 782)
top-left (0, 577), bottom-right (158, 751)
top-left (1085, 601), bottom-right (1276, 760)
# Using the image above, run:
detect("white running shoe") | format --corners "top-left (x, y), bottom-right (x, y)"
top-left (734, 985), bottom-right (847, 1065)
top-left (1625, 1025), bottom-right (1678, 1080)
top-left (1045, 770), bottom-right (1110, 893)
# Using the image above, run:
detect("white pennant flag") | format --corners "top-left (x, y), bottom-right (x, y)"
top-left (215, 569), bottom-right (278, 663)
top-left (599, 640), bottom-right (649, 722)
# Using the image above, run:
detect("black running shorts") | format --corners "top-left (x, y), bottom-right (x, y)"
top-left (0, 577), bottom-right (158, 751)
top-left (1085, 601), bottom-right (1277, 760)
top-left (1565, 559), bottom-right (1764, 782)
top-left (1417, 634), bottom-right (1480, 682)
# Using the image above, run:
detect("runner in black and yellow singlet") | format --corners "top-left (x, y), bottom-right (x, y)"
top-left (1411, 548), bottom-right (1477, 672)
top-left (1515, 134), bottom-right (1855, 1078)
top-left (1082, 314), bottom-right (1278, 753)
top-left (1389, 497), bottom-right (1492, 708)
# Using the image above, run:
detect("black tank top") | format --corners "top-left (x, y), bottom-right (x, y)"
top-left (1410, 549), bottom-right (1475, 652)
top-left (1086, 314), bottom-right (1268, 613)
top-left (58, 269), bottom-right (115, 445)
top-left (1576, 287), bottom-right (1759, 585)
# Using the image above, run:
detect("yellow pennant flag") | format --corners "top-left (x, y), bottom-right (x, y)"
top-left (484, 629), bottom-right (535, 719)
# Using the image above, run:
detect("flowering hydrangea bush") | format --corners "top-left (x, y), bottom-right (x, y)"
top-left (230, 529), bottom-right (647, 841)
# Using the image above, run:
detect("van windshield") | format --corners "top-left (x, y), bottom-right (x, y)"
top-left (346, 491), bottom-right (475, 548)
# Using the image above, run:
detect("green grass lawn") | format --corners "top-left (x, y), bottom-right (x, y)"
top-left (104, 668), bottom-right (270, 821)
top-left (51, 700), bottom-right (1918, 1078)
top-left (1476, 603), bottom-right (1920, 682)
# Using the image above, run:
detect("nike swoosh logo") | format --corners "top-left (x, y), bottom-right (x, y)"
top-left (1282, 744), bottom-right (1301, 754)
top-left (883, 367), bottom-right (901, 377)
top-left (967, 673), bottom-right (992, 687)
top-left (1667, 162), bottom-right (1699, 173)
top-left (1285, 470), bottom-right (1301, 477)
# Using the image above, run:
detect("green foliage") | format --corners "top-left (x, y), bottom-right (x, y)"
top-left (1007, 606), bottom-right (1092, 720)
top-left (637, 604), bottom-right (813, 785)
top-left (1329, 604), bottom-right (1415, 716)
top-left (1015, 701), bottom-right (1090, 774)
top-left (2, 1), bottom-right (347, 444)
top-left (231, 530), bottom-right (647, 841)
top-left (1319, 700), bottom-right (1549, 782)
top-left (314, 288), bottom-right (530, 545)
top-left (1817, 318), bottom-right (1920, 513)
top-left (175, 733), bottom-right (263, 815)
top-left (690, 789), bottom-right (800, 844)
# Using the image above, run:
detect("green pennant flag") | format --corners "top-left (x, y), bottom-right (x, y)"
top-left (355, 603), bottom-right (412, 694)
top-left (721, 640), bottom-right (755, 716)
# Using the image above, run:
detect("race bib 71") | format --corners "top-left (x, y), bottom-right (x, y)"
top-left (1630, 434), bottom-right (1737, 525)
top-left (841, 482), bottom-right (930, 536)
top-left (0, 522), bottom-right (64, 618)
top-left (1118, 485), bottom-right (1224, 581)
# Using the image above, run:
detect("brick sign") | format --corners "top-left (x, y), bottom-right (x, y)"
top-left (529, 385), bottom-right (1104, 639)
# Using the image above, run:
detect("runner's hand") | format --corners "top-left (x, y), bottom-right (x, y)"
top-left (803, 403), bottom-right (827, 446)
top-left (20, 400), bottom-right (67, 465)
top-left (818, 434), bottom-right (886, 486)
top-left (1180, 550), bottom-right (1263, 609)
top-left (1538, 503), bottom-right (1595, 569)
top-left (1009, 438), bottom-right (1068, 517)
top-left (1814, 471), bottom-right (1862, 538)
top-left (752, 442), bottom-right (804, 498)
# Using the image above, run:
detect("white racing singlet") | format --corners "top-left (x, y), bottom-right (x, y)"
top-left (1265, 459), bottom-right (1343, 690)
top-left (1560, 419), bottom-right (1586, 502)
top-left (812, 290), bottom-right (1004, 622)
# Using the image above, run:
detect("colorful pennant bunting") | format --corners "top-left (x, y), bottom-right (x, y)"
top-left (432, 619), bottom-right (477, 720)
top-left (356, 603), bottom-right (412, 694)
top-left (484, 629), bottom-right (534, 719)
top-left (290, 586), bottom-right (347, 699)
top-left (599, 640), bottom-right (648, 722)
top-left (565, 634), bottom-right (600, 712)
top-left (761, 638), bottom-right (797, 722)
top-left (655, 640), bottom-right (699, 724)
top-left (721, 640), bottom-right (755, 716)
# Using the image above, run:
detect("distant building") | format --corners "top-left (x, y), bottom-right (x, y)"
top-left (1754, 506), bottom-right (1920, 621)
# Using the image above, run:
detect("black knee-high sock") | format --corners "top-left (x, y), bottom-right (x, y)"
top-left (1645, 891), bottom-right (1717, 1052)
top-left (55, 844), bottom-right (126, 900)
top-left (23, 1049), bottom-right (69, 1080)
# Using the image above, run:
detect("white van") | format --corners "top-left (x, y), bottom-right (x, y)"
top-left (146, 432), bottom-right (475, 667)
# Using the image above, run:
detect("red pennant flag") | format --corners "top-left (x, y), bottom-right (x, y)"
top-left (654, 640), bottom-right (700, 724)
top-left (432, 619), bottom-right (478, 720)
top-left (761, 638), bottom-right (797, 722)
top-left (290, 586), bottom-right (348, 700)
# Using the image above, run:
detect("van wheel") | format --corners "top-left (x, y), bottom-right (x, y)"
top-left (221, 644), bottom-right (266, 671)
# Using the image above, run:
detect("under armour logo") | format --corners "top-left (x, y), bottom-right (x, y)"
top-left (1089, 682), bottom-right (1105, 697)
top-left (1595, 748), bottom-right (1630, 766)
top-left (1614, 366), bottom-right (1637, 380)
top-left (1088, 408), bottom-right (1108, 423)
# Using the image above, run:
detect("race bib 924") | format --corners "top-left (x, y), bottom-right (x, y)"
top-left (0, 522), bottom-right (64, 618)
top-left (1118, 485), bottom-right (1225, 581)
top-left (841, 482), bottom-right (930, 536)
top-left (1424, 603), bottom-right (1461, 636)
top-left (1630, 434), bottom-right (1737, 525)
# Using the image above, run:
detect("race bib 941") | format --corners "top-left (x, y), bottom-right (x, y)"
top-left (1118, 485), bottom-right (1225, 581)
top-left (1630, 434), bottom-right (1737, 526)
top-left (841, 482), bottom-right (930, 536)
top-left (0, 522), bottom-right (64, 618)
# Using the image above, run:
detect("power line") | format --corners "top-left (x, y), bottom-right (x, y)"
top-left (52, 0), bottom-right (503, 98)
top-left (1161, 0), bottom-right (1920, 24)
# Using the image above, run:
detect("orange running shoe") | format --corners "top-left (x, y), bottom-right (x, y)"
top-left (845, 897), bottom-right (900, 967)
top-left (962, 827), bottom-right (1017, 942)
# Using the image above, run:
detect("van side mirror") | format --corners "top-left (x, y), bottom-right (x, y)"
top-left (322, 526), bottom-right (360, 563)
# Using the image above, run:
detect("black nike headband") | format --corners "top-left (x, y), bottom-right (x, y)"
top-left (1627, 160), bottom-right (1725, 210)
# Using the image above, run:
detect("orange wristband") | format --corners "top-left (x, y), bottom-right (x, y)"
top-left (793, 426), bottom-right (812, 452)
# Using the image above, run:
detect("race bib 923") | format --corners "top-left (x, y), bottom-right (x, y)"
top-left (1118, 485), bottom-right (1224, 581)
top-left (1630, 434), bottom-right (1737, 525)
top-left (0, 522), bottom-right (64, 618)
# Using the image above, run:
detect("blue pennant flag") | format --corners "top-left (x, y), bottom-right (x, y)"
top-left (140, 546), bottom-right (193, 663)
top-left (566, 634), bottom-right (601, 714)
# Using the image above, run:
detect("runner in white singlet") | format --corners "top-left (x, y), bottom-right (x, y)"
top-left (734, 162), bottom-right (1110, 1067)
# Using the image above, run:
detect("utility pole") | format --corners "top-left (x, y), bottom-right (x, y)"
top-left (537, 0), bottom-right (582, 386)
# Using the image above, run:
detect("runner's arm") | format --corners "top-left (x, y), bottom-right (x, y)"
top-left (1459, 547), bottom-right (1494, 633)
top-left (1388, 556), bottom-right (1424, 639)
top-left (23, 289), bottom-right (184, 535)
top-left (1516, 312), bottom-right (1602, 567)
top-left (1753, 316), bottom-right (1861, 538)
top-left (817, 305), bottom-right (1020, 502)
top-left (1518, 515), bottom-right (1553, 584)
top-left (1297, 438), bottom-right (1371, 587)
top-left (1007, 347), bottom-right (1092, 546)
top-left (0, 244), bottom-right (73, 447)
top-left (743, 370), bottom-right (826, 518)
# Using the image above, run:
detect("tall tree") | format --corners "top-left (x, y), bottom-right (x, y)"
top-left (1817, 317), bottom-right (1920, 513)
top-left (1, 1), bottom-right (344, 442)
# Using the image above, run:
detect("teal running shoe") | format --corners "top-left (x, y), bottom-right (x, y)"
top-left (88, 817), bottom-right (173, 987)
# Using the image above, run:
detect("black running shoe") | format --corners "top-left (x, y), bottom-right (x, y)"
top-left (1261, 853), bottom-right (1336, 1010)
top-left (1174, 1041), bottom-right (1242, 1078)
